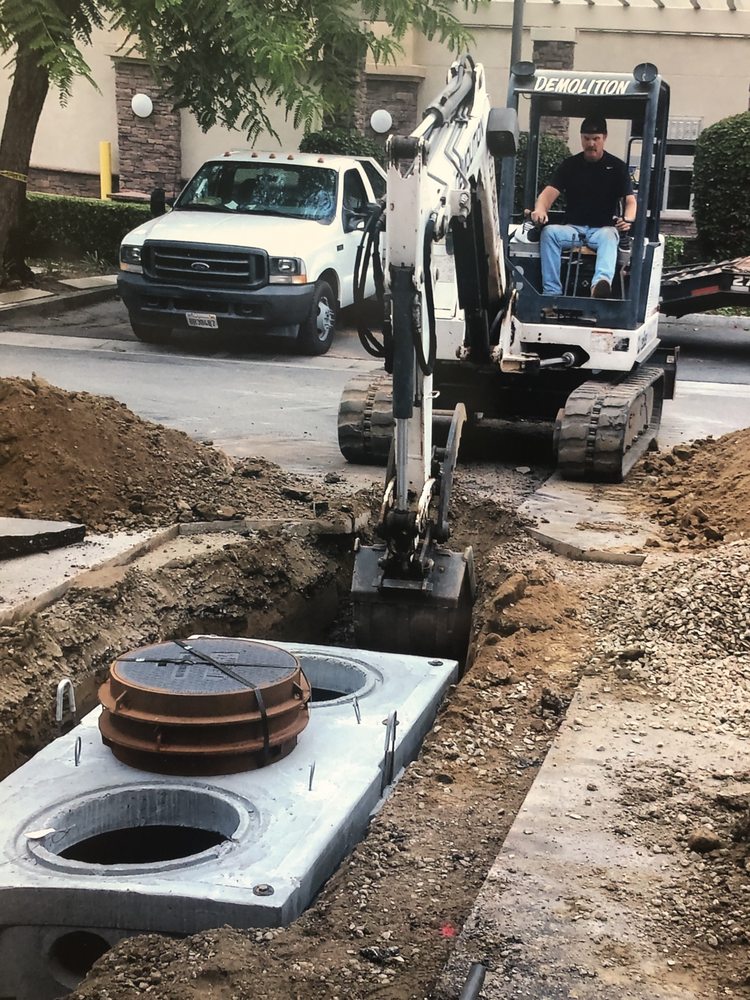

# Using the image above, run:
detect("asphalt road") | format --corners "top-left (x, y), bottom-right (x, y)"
top-left (0, 299), bottom-right (748, 474)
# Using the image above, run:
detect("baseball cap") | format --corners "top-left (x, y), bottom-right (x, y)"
top-left (580, 116), bottom-right (607, 135)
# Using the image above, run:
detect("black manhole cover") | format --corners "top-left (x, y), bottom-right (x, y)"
top-left (99, 638), bottom-right (311, 775)
top-left (114, 638), bottom-right (299, 694)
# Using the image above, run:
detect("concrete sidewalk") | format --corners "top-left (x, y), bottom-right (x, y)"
top-left (437, 675), bottom-right (747, 999)
top-left (0, 274), bottom-right (117, 321)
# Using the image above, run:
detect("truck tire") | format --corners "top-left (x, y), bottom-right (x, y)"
top-left (297, 281), bottom-right (337, 355)
top-left (130, 321), bottom-right (172, 345)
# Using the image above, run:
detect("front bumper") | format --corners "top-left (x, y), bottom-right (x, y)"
top-left (117, 272), bottom-right (316, 332)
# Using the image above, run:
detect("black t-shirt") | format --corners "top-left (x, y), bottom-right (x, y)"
top-left (550, 151), bottom-right (633, 228)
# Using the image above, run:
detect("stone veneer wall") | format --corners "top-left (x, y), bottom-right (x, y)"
top-left (114, 59), bottom-right (181, 197)
top-left (532, 39), bottom-right (575, 142)
top-left (27, 168), bottom-right (116, 198)
top-left (363, 76), bottom-right (420, 151)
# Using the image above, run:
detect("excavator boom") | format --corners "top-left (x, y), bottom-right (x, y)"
top-left (349, 56), bottom-right (517, 663)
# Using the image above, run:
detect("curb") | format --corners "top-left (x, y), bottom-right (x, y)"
top-left (660, 312), bottom-right (750, 331)
top-left (0, 284), bottom-right (118, 323)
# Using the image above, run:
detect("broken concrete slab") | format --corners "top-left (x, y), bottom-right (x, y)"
top-left (0, 517), bottom-right (85, 560)
top-left (59, 275), bottom-right (117, 290)
top-left (0, 528), bottom-right (175, 625)
top-left (0, 288), bottom-right (53, 308)
top-left (519, 474), bottom-right (655, 565)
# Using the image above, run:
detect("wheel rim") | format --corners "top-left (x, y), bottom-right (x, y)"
top-left (316, 297), bottom-right (335, 341)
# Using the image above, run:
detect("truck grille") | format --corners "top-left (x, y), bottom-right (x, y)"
top-left (143, 242), bottom-right (267, 287)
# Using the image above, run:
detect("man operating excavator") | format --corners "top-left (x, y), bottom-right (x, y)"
top-left (531, 116), bottom-right (637, 299)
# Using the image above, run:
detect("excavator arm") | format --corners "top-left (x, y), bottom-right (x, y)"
top-left (351, 56), bottom-right (518, 663)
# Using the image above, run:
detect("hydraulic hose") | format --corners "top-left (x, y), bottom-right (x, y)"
top-left (353, 202), bottom-right (392, 364)
top-left (412, 214), bottom-right (438, 377)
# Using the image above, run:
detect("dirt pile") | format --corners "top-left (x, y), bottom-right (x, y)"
top-left (640, 428), bottom-right (750, 546)
top-left (0, 376), bottom-right (344, 532)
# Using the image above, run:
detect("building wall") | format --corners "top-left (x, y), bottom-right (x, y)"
top-left (0, 27), bottom-right (122, 177)
top-left (1, 8), bottom-right (748, 199)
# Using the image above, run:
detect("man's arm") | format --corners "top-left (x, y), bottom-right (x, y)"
top-left (531, 185), bottom-right (560, 226)
top-left (615, 193), bottom-right (637, 232)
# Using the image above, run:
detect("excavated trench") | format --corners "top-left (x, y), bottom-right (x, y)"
top-left (0, 488), bottom-right (525, 779)
top-left (0, 498), bottom-right (582, 1000)
top-left (0, 529), bottom-right (355, 780)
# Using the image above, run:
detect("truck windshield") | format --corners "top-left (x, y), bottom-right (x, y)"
top-left (174, 162), bottom-right (338, 222)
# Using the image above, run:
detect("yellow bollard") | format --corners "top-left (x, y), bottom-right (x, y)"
top-left (99, 141), bottom-right (112, 200)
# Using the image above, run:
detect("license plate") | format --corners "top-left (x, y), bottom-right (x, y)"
top-left (186, 312), bottom-right (218, 329)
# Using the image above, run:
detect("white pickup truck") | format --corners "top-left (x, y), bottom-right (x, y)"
top-left (117, 151), bottom-right (386, 354)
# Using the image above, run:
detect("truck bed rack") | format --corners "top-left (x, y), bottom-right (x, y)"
top-left (660, 256), bottom-right (750, 317)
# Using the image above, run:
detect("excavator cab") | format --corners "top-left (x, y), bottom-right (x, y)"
top-left (500, 62), bottom-right (670, 333)
top-left (490, 63), bottom-right (677, 481)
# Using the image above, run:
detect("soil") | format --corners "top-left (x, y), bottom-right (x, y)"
top-left (1, 377), bottom-right (749, 999)
top-left (0, 376), bottom-right (352, 531)
top-left (637, 429), bottom-right (750, 548)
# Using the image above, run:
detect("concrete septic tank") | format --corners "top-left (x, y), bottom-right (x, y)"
top-left (0, 640), bottom-right (457, 1000)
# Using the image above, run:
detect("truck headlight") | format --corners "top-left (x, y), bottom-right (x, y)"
top-left (120, 245), bottom-right (143, 273)
top-left (269, 257), bottom-right (307, 285)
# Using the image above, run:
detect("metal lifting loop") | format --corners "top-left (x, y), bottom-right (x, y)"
top-left (55, 678), bottom-right (77, 725)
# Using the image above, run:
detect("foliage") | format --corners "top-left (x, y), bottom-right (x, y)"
top-left (300, 127), bottom-right (384, 163)
top-left (0, 0), bottom-right (479, 280)
top-left (692, 112), bottom-right (750, 259)
top-left (24, 194), bottom-right (150, 263)
top-left (117, 1), bottom-right (476, 140)
top-left (512, 131), bottom-right (570, 215)
top-left (663, 235), bottom-right (685, 268)
top-left (0, 1), bottom-right (476, 140)
top-left (0, 0), bottom-right (104, 102)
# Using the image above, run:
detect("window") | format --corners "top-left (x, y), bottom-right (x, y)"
top-left (175, 162), bottom-right (337, 221)
top-left (661, 153), bottom-right (696, 218)
top-left (358, 160), bottom-right (386, 199)
top-left (343, 170), bottom-right (369, 214)
top-left (665, 168), bottom-right (692, 212)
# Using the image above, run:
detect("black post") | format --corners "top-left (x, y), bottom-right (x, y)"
top-left (511, 0), bottom-right (525, 67)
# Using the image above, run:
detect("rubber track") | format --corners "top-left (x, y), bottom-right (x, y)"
top-left (556, 365), bottom-right (665, 482)
top-left (337, 371), bottom-right (393, 464)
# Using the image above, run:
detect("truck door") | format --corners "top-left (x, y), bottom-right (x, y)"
top-left (339, 168), bottom-right (373, 306)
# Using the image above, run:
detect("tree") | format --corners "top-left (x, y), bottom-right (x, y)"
top-left (0, 0), bottom-right (474, 282)
top-left (692, 111), bottom-right (750, 260)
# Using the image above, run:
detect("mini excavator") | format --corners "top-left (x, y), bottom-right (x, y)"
top-left (343, 56), bottom-right (677, 660)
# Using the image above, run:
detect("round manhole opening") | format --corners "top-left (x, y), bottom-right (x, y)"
top-left (296, 653), bottom-right (375, 704)
top-left (59, 824), bottom-right (226, 865)
top-left (27, 785), bottom-right (250, 873)
top-left (48, 931), bottom-right (111, 987)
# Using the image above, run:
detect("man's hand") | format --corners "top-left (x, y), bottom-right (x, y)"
top-left (531, 209), bottom-right (548, 226)
top-left (615, 217), bottom-right (633, 233)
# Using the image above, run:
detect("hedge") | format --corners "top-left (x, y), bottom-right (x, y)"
top-left (24, 193), bottom-right (152, 264)
top-left (300, 127), bottom-right (384, 164)
top-left (692, 111), bottom-right (750, 260)
top-left (512, 131), bottom-right (570, 216)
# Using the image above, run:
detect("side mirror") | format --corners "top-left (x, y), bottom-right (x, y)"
top-left (343, 208), bottom-right (368, 233)
top-left (487, 108), bottom-right (519, 158)
top-left (150, 188), bottom-right (167, 218)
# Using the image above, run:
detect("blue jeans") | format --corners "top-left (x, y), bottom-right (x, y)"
top-left (539, 225), bottom-right (619, 296)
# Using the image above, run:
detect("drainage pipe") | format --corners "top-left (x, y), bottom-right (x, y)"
top-left (458, 962), bottom-right (487, 999)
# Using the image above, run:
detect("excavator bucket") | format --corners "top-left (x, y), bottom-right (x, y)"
top-left (351, 543), bottom-right (476, 664)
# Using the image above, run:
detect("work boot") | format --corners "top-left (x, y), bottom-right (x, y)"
top-left (592, 278), bottom-right (612, 299)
